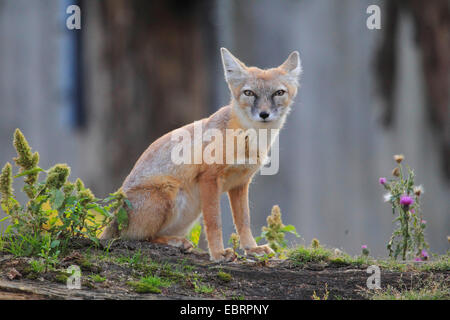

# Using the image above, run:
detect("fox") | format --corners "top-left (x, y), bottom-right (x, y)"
top-left (100, 48), bottom-right (302, 261)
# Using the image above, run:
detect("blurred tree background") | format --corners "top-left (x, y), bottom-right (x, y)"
top-left (0, 0), bottom-right (448, 256)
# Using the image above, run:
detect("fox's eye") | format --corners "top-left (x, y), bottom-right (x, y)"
top-left (243, 90), bottom-right (255, 97)
top-left (274, 90), bottom-right (285, 96)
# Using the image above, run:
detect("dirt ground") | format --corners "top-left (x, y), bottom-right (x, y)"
top-left (0, 239), bottom-right (448, 300)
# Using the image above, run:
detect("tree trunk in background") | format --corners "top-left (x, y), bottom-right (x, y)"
top-left (81, 0), bottom-right (215, 195)
top-left (376, 0), bottom-right (450, 179)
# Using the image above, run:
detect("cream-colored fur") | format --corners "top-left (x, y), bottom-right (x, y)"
top-left (101, 48), bottom-right (302, 261)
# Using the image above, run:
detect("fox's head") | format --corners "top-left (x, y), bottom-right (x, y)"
top-left (221, 48), bottom-right (301, 128)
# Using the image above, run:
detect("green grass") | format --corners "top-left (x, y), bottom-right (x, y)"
top-left (369, 276), bottom-right (449, 300)
top-left (127, 275), bottom-right (172, 294)
top-left (288, 244), bottom-right (375, 268)
top-left (112, 250), bottom-right (198, 282)
top-left (29, 259), bottom-right (46, 273)
top-left (194, 281), bottom-right (215, 294)
top-left (159, 263), bottom-right (186, 281)
top-left (329, 253), bottom-right (372, 267)
top-left (89, 274), bottom-right (106, 283)
top-left (114, 250), bottom-right (145, 266)
top-left (54, 273), bottom-right (69, 284)
top-left (288, 244), bottom-right (449, 273)
top-left (217, 271), bottom-right (232, 282)
top-left (417, 253), bottom-right (450, 272)
top-left (288, 245), bottom-right (333, 266)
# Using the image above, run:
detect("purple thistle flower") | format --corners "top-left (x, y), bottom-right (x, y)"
top-left (379, 177), bottom-right (387, 185)
top-left (361, 244), bottom-right (369, 256)
top-left (421, 249), bottom-right (429, 258)
top-left (400, 195), bottom-right (414, 207)
top-left (414, 257), bottom-right (421, 262)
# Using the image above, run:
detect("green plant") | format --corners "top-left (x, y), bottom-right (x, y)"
top-left (254, 252), bottom-right (275, 266)
top-left (361, 245), bottom-right (370, 256)
top-left (379, 154), bottom-right (429, 260)
top-left (54, 273), bottom-right (69, 284)
top-left (367, 275), bottom-right (449, 300)
top-left (417, 252), bottom-right (450, 272)
top-left (89, 274), bottom-right (106, 283)
top-left (312, 283), bottom-right (329, 300)
top-left (329, 253), bottom-right (371, 267)
top-left (0, 216), bottom-right (9, 252)
top-left (37, 233), bottom-right (61, 271)
top-left (128, 249), bottom-right (144, 266)
top-left (0, 129), bottom-right (131, 259)
top-left (193, 281), bottom-right (215, 294)
top-left (228, 232), bottom-right (240, 257)
top-left (217, 271), bottom-right (232, 282)
top-left (255, 205), bottom-right (299, 256)
top-left (311, 238), bottom-right (320, 249)
top-left (289, 240), bottom-right (374, 268)
top-left (127, 275), bottom-right (171, 294)
top-left (29, 259), bottom-right (46, 273)
top-left (288, 243), bottom-right (332, 266)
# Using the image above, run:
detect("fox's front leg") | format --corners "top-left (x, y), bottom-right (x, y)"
top-left (228, 183), bottom-right (274, 256)
top-left (199, 177), bottom-right (236, 262)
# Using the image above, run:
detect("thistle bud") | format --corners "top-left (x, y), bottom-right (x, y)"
top-left (361, 245), bottom-right (370, 256)
top-left (394, 154), bottom-right (404, 164)
top-left (392, 167), bottom-right (400, 177)
top-left (413, 185), bottom-right (424, 197)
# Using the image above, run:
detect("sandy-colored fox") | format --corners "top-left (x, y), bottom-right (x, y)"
top-left (101, 48), bottom-right (302, 261)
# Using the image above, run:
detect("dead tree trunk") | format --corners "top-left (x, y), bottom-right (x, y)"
top-left (81, 0), bottom-right (216, 195)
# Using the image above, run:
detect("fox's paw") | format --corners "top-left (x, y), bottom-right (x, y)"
top-left (182, 239), bottom-right (194, 251)
top-left (210, 248), bottom-right (237, 262)
top-left (169, 238), bottom-right (193, 251)
top-left (152, 236), bottom-right (193, 251)
top-left (245, 245), bottom-right (274, 257)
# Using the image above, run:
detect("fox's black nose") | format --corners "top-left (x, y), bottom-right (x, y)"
top-left (259, 111), bottom-right (270, 120)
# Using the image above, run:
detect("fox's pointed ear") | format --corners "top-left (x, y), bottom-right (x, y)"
top-left (280, 51), bottom-right (302, 81)
top-left (220, 47), bottom-right (247, 83)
